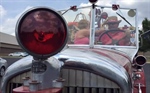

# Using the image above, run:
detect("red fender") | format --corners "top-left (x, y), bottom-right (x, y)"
top-left (133, 69), bottom-right (146, 93)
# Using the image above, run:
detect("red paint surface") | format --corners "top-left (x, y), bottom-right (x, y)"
top-left (91, 48), bottom-right (132, 72)
top-left (133, 69), bottom-right (146, 93)
top-left (91, 48), bottom-right (146, 93)
top-left (13, 86), bottom-right (62, 93)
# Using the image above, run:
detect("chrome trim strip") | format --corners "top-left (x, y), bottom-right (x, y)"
top-left (1, 56), bottom-right (33, 93)
top-left (89, 5), bottom-right (96, 48)
top-left (62, 59), bottom-right (132, 93)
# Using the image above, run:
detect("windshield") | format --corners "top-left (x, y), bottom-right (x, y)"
top-left (60, 5), bottom-right (137, 48)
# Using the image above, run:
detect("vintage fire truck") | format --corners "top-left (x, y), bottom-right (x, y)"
top-left (1, 0), bottom-right (147, 93)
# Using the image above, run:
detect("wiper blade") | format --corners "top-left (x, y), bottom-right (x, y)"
top-left (116, 12), bottom-right (132, 26)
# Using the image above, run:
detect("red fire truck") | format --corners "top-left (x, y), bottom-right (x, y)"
top-left (1, 0), bottom-right (147, 93)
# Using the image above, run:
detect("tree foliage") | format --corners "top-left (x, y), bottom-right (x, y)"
top-left (139, 18), bottom-right (150, 52)
top-left (142, 18), bottom-right (150, 31)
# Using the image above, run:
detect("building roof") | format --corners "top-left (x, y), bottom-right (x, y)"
top-left (0, 32), bottom-right (18, 45)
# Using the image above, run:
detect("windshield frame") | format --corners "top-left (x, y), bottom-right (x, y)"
top-left (60, 4), bottom-right (139, 50)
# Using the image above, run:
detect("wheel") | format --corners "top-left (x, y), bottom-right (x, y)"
top-left (98, 29), bottom-right (129, 45)
top-left (0, 67), bottom-right (5, 77)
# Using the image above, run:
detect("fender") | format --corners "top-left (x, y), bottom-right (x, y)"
top-left (1, 56), bottom-right (32, 93)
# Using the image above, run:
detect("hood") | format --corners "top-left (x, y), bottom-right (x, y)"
top-left (56, 48), bottom-right (132, 93)
top-left (1, 48), bottom-right (132, 93)
top-left (58, 48), bottom-right (131, 70)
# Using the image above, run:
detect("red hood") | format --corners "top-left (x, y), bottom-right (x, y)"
top-left (60, 48), bottom-right (132, 74)
top-left (91, 48), bottom-right (132, 73)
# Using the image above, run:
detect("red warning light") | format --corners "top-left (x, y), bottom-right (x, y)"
top-left (34, 30), bottom-right (54, 42)
top-left (89, 0), bottom-right (98, 4)
top-left (16, 8), bottom-right (68, 58)
top-left (70, 6), bottom-right (77, 11)
top-left (112, 4), bottom-right (119, 11)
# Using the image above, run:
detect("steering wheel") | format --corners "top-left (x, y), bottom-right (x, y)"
top-left (98, 29), bottom-right (129, 45)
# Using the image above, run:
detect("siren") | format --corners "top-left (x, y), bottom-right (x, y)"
top-left (112, 4), bottom-right (119, 11)
top-left (134, 55), bottom-right (147, 67)
top-left (89, 0), bottom-right (98, 4)
top-left (15, 7), bottom-right (68, 59)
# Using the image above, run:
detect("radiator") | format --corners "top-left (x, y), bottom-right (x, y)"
top-left (6, 69), bottom-right (121, 93)
top-left (61, 68), bottom-right (121, 93)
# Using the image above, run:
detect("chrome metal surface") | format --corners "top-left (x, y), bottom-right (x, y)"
top-left (0, 57), bottom-right (8, 77)
top-left (57, 48), bottom-right (132, 93)
top-left (1, 56), bottom-right (32, 93)
top-left (89, 6), bottom-right (96, 48)
top-left (29, 80), bottom-right (40, 91)
top-left (61, 69), bottom-right (121, 93)
top-left (6, 68), bottom-right (122, 93)
top-left (1, 56), bottom-right (62, 92)
top-left (30, 57), bottom-right (61, 90)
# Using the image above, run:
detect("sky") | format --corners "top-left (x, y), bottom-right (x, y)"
top-left (0, 0), bottom-right (150, 36)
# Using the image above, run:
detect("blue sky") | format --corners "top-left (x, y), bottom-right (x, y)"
top-left (0, 0), bottom-right (90, 35)
top-left (1, 0), bottom-right (150, 36)
top-left (1, 0), bottom-right (88, 17)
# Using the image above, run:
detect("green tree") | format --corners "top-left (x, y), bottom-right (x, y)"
top-left (139, 18), bottom-right (150, 52)
top-left (142, 18), bottom-right (150, 31)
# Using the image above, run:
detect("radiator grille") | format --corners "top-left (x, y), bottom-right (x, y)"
top-left (62, 87), bottom-right (121, 93)
top-left (61, 69), bottom-right (122, 93)
top-left (6, 71), bottom-right (31, 93)
top-left (6, 69), bottom-right (122, 93)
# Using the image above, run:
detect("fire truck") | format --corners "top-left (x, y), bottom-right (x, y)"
top-left (1, 0), bottom-right (147, 93)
